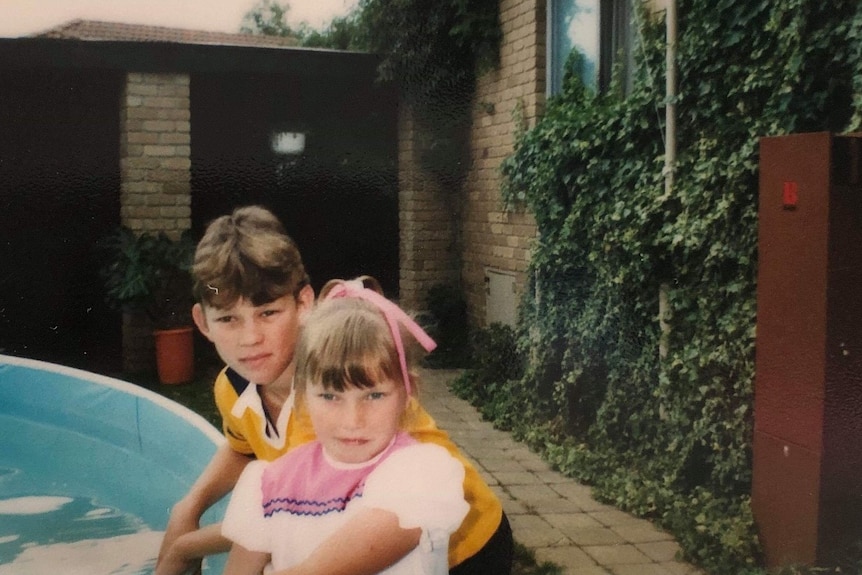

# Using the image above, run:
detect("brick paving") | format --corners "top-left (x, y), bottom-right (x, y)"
top-left (419, 369), bottom-right (708, 575)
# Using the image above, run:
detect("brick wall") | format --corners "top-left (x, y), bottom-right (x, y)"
top-left (397, 2), bottom-right (544, 325)
top-left (397, 105), bottom-right (462, 311)
top-left (119, 72), bottom-right (192, 372)
top-left (119, 72), bottom-right (191, 238)
top-left (461, 0), bottom-right (543, 327)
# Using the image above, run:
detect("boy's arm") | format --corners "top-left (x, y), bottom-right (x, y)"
top-left (223, 543), bottom-right (271, 575)
top-left (271, 508), bottom-right (421, 575)
top-left (155, 443), bottom-right (252, 575)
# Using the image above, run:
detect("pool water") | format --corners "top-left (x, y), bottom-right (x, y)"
top-left (0, 494), bottom-right (161, 574)
top-left (0, 356), bottom-right (228, 574)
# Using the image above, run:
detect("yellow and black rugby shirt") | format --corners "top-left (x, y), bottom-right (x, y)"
top-left (213, 366), bottom-right (503, 568)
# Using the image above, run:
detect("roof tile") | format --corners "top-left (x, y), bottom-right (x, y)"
top-left (34, 19), bottom-right (300, 49)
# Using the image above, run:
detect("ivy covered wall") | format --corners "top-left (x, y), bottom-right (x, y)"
top-left (469, 0), bottom-right (862, 572)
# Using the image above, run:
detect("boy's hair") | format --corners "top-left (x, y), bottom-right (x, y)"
top-left (294, 297), bottom-right (422, 397)
top-left (192, 205), bottom-right (310, 308)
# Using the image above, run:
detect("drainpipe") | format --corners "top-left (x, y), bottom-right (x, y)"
top-left (665, 0), bottom-right (677, 191)
top-left (659, 0), bottom-right (677, 360)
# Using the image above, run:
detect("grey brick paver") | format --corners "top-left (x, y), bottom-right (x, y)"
top-left (612, 522), bottom-right (674, 543)
top-left (610, 563), bottom-right (682, 575)
top-left (476, 457), bottom-right (530, 473)
top-left (565, 567), bottom-right (611, 575)
top-left (568, 527), bottom-right (626, 546)
top-left (636, 540), bottom-right (683, 562)
top-left (590, 509), bottom-right (643, 527)
top-left (492, 470), bottom-right (543, 485)
top-left (506, 482), bottom-right (566, 501)
top-left (545, 512), bottom-right (605, 531)
top-left (527, 498), bottom-right (585, 514)
top-left (418, 369), bottom-right (706, 575)
top-left (583, 544), bottom-right (652, 565)
top-left (500, 498), bottom-right (531, 517)
top-left (507, 514), bottom-right (569, 547)
top-left (549, 481), bottom-right (595, 499)
top-left (534, 546), bottom-right (604, 571)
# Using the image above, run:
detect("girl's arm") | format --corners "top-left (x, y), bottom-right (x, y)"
top-left (272, 508), bottom-right (421, 575)
top-left (223, 543), bottom-right (271, 575)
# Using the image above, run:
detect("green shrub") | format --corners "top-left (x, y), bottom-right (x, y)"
top-left (422, 283), bottom-right (471, 368)
top-left (468, 0), bottom-right (862, 573)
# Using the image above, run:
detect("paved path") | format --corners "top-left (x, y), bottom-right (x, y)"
top-left (420, 368), bottom-right (707, 575)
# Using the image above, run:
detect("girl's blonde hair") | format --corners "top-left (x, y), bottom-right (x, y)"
top-left (294, 296), bottom-right (424, 398)
top-left (318, 275), bottom-right (383, 301)
top-left (295, 276), bottom-right (436, 401)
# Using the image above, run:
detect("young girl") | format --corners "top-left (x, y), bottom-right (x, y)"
top-left (221, 281), bottom-right (470, 575)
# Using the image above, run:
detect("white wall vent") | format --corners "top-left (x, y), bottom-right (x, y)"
top-left (485, 269), bottom-right (517, 327)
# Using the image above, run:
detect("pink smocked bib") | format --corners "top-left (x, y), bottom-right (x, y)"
top-left (260, 431), bottom-right (417, 518)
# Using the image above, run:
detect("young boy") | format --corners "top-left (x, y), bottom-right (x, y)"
top-left (155, 205), bottom-right (512, 575)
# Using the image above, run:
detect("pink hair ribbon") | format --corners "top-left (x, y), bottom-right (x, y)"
top-left (323, 281), bottom-right (436, 395)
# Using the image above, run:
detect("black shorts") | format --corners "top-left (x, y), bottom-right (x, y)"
top-left (450, 513), bottom-right (513, 575)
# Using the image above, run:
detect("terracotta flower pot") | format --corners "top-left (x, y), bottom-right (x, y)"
top-left (153, 326), bottom-right (195, 385)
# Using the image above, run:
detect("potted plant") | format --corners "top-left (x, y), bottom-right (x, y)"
top-left (98, 226), bottom-right (196, 384)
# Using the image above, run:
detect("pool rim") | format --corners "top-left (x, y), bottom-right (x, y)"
top-left (0, 353), bottom-right (224, 446)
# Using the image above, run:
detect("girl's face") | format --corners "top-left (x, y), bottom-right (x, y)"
top-left (306, 376), bottom-right (407, 465)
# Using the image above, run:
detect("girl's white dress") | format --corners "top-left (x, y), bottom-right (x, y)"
top-left (222, 431), bottom-right (469, 574)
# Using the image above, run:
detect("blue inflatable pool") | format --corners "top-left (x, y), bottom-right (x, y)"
top-left (0, 355), bottom-right (227, 574)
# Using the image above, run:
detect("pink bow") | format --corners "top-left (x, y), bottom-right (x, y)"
top-left (323, 282), bottom-right (436, 395)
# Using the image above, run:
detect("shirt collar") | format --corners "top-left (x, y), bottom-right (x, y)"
top-left (231, 382), bottom-right (265, 419)
top-left (231, 382), bottom-right (295, 450)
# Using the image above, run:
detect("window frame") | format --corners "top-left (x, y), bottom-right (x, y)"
top-left (546, 0), bottom-right (634, 97)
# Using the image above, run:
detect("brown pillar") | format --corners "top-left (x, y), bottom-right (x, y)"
top-left (754, 132), bottom-right (862, 567)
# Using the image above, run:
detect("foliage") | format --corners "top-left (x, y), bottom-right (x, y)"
top-left (848, 1), bottom-right (862, 131)
top-left (422, 284), bottom-right (471, 368)
top-left (240, 0), bottom-right (296, 37)
top-left (449, 323), bottom-right (538, 432)
top-left (354, 0), bottom-right (500, 104)
top-left (354, 0), bottom-right (501, 184)
top-left (241, 0), bottom-right (366, 50)
top-left (299, 13), bottom-right (364, 51)
top-left (241, 0), bottom-right (502, 183)
top-left (241, 0), bottom-right (502, 108)
top-left (454, 0), bottom-right (862, 573)
top-left (97, 227), bottom-right (196, 330)
top-left (469, 323), bottom-right (524, 388)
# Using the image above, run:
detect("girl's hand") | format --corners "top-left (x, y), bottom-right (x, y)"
top-left (270, 508), bottom-right (421, 575)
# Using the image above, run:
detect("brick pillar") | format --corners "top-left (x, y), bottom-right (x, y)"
top-left (119, 72), bottom-right (192, 373)
top-left (120, 72), bottom-right (191, 236)
top-left (398, 104), bottom-right (461, 312)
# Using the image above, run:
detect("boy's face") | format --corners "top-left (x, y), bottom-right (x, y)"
top-left (306, 377), bottom-right (407, 464)
top-left (193, 285), bottom-right (314, 388)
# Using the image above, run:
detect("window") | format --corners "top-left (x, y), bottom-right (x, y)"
top-left (547, 0), bottom-right (634, 95)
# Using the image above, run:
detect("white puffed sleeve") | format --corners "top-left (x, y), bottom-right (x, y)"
top-left (359, 442), bottom-right (469, 532)
top-left (221, 459), bottom-right (271, 553)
